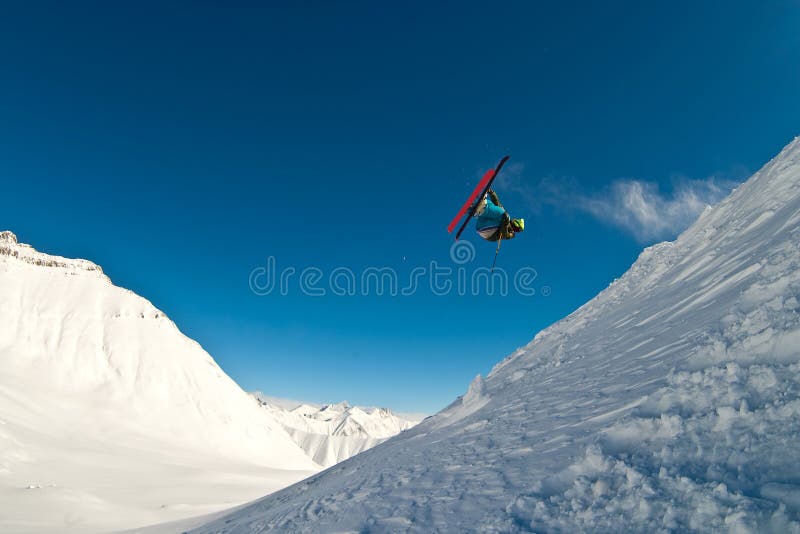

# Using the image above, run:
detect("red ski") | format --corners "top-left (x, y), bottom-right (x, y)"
top-left (448, 156), bottom-right (510, 240)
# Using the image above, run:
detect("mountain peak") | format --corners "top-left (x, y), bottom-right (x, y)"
top-left (0, 230), bottom-right (17, 244)
top-left (257, 397), bottom-right (419, 467)
top-left (0, 230), bottom-right (105, 276)
top-left (321, 401), bottom-right (351, 412)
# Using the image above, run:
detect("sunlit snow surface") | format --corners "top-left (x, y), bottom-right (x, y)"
top-left (0, 233), bottom-right (319, 533)
top-left (195, 138), bottom-right (800, 533)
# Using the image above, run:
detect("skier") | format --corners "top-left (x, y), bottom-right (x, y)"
top-left (473, 189), bottom-right (524, 242)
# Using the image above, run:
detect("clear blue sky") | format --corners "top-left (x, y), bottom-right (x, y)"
top-left (2, 2), bottom-right (799, 413)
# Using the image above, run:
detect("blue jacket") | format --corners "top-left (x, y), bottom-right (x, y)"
top-left (475, 196), bottom-right (506, 232)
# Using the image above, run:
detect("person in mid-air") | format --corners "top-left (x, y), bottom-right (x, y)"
top-left (473, 189), bottom-right (524, 241)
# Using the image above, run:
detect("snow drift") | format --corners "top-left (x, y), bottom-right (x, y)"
top-left (194, 137), bottom-right (800, 533)
top-left (0, 232), bottom-right (320, 532)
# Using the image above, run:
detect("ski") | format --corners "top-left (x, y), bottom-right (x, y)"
top-left (447, 169), bottom-right (495, 233)
top-left (449, 155), bottom-right (509, 241)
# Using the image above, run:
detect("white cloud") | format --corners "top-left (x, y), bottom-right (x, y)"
top-left (496, 168), bottom-right (740, 243)
top-left (579, 178), bottom-right (735, 242)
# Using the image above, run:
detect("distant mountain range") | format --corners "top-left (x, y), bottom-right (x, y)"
top-left (252, 393), bottom-right (423, 467)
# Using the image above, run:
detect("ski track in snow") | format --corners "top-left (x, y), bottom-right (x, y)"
top-left (193, 138), bottom-right (800, 533)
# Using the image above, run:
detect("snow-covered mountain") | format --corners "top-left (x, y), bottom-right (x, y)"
top-left (194, 137), bottom-right (800, 533)
top-left (252, 395), bottom-right (422, 467)
top-left (0, 232), bottom-right (320, 533)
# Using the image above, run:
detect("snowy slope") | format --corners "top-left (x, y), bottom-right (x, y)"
top-left (195, 137), bottom-right (800, 533)
top-left (0, 233), bottom-right (320, 533)
top-left (253, 397), bottom-right (421, 467)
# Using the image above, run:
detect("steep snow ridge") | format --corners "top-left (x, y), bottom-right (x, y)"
top-left (0, 230), bottom-right (104, 275)
top-left (194, 137), bottom-right (800, 533)
top-left (255, 398), bottom-right (420, 467)
top-left (0, 236), bottom-right (320, 532)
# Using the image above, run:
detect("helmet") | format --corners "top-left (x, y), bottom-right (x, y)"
top-left (510, 218), bottom-right (525, 232)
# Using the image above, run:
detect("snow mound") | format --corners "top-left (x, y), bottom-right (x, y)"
top-left (193, 137), bottom-right (800, 533)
